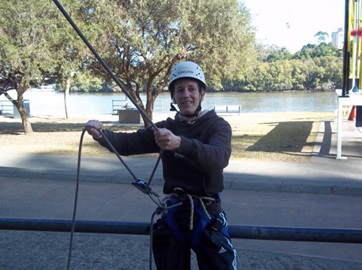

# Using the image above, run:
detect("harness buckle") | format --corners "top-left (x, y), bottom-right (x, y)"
top-left (209, 217), bottom-right (224, 231)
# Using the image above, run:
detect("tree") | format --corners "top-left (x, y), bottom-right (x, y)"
top-left (293, 44), bottom-right (316, 59)
top-left (49, 1), bottom-right (90, 119)
top-left (70, 0), bottom-right (256, 125)
top-left (0, 0), bottom-right (89, 132)
top-left (314, 56), bottom-right (343, 89)
top-left (229, 44), bottom-right (343, 92)
top-left (0, 0), bottom-right (67, 133)
top-left (290, 60), bottom-right (307, 90)
top-left (314, 31), bottom-right (329, 44)
top-left (1, 1), bottom-right (55, 133)
top-left (312, 42), bottom-right (342, 58)
top-left (265, 47), bottom-right (292, 62)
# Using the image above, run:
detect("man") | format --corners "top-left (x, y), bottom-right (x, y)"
top-left (85, 61), bottom-right (237, 270)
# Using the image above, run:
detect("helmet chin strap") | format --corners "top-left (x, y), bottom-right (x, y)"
top-left (170, 102), bottom-right (202, 118)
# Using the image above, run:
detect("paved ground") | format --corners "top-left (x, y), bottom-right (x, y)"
top-left (1, 119), bottom-right (362, 269)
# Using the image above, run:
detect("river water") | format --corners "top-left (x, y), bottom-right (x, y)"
top-left (8, 89), bottom-right (337, 118)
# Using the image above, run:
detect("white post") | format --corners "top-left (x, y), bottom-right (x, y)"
top-left (336, 95), bottom-right (345, 159)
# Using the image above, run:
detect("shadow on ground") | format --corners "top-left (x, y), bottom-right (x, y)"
top-left (0, 120), bottom-right (140, 133)
top-left (246, 121), bottom-right (314, 153)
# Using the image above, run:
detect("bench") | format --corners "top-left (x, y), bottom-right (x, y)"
top-left (213, 105), bottom-right (241, 115)
top-left (117, 109), bottom-right (141, 123)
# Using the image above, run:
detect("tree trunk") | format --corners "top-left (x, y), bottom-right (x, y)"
top-left (143, 95), bottom-right (156, 127)
top-left (5, 84), bottom-right (33, 134)
top-left (64, 75), bottom-right (71, 119)
top-left (17, 95), bottom-right (33, 134)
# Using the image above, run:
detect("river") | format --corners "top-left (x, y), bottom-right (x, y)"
top-left (5, 89), bottom-right (337, 118)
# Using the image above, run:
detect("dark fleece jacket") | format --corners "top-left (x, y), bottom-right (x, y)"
top-left (97, 110), bottom-right (232, 196)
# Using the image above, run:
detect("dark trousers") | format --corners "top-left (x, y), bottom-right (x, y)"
top-left (152, 215), bottom-right (237, 270)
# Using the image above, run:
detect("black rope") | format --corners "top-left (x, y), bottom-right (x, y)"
top-left (147, 150), bottom-right (163, 185)
top-left (66, 129), bottom-right (86, 270)
top-left (98, 129), bottom-right (163, 186)
top-left (52, 2), bottom-right (168, 268)
top-left (66, 128), bottom-right (165, 269)
top-left (99, 130), bottom-right (138, 181)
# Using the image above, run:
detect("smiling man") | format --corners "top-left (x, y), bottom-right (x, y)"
top-left (85, 61), bottom-right (237, 270)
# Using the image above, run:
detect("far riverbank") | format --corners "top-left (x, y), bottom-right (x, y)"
top-left (1, 89), bottom-right (336, 119)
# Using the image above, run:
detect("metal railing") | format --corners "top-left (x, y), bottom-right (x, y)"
top-left (1, 218), bottom-right (361, 244)
top-left (112, 99), bottom-right (127, 115)
top-left (213, 105), bottom-right (241, 115)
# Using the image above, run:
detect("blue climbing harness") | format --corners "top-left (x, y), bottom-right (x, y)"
top-left (164, 192), bottom-right (230, 250)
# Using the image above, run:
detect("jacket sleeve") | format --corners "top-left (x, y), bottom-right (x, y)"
top-left (96, 126), bottom-right (160, 155)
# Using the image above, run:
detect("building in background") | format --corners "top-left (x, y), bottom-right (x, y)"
top-left (331, 28), bottom-right (344, 49)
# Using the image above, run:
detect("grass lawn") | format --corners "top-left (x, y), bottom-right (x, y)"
top-left (0, 111), bottom-right (334, 162)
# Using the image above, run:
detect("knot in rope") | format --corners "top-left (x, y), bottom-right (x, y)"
top-left (168, 187), bottom-right (217, 231)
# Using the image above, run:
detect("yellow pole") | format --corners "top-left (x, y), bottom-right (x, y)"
top-left (350, 0), bottom-right (361, 92)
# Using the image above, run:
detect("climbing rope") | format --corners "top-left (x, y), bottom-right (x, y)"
top-left (66, 128), bottom-right (175, 270)
top-left (51, 2), bottom-right (172, 268)
top-left (66, 129), bottom-right (86, 270)
top-left (168, 187), bottom-right (217, 230)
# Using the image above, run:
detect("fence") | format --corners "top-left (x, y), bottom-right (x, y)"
top-left (214, 105), bottom-right (241, 115)
top-left (112, 99), bottom-right (127, 115)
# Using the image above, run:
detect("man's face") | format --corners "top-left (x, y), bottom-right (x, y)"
top-left (173, 79), bottom-right (204, 115)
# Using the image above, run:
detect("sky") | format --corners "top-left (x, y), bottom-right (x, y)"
top-left (241, 0), bottom-right (345, 52)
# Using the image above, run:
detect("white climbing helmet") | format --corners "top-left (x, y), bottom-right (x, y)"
top-left (168, 61), bottom-right (206, 91)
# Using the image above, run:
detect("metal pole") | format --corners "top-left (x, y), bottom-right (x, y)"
top-left (1, 218), bottom-right (362, 244)
top-left (228, 224), bottom-right (362, 243)
top-left (343, 0), bottom-right (351, 97)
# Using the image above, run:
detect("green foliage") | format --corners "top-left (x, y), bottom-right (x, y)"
top-left (0, 1), bottom-right (55, 91)
top-left (293, 42), bottom-right (342, 59)
top-left (266, 47), bottom-right (293, 62)
top-left (0, 0), bottom-right (86, 91)
top-left (226, 42), bottom-right (343, 92)
top-left (54, 71), bottom-right (111, 93)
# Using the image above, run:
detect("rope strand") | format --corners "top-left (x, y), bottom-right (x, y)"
top-left (170, 187), bottom-right (217, 230)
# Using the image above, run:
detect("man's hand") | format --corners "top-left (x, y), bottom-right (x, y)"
top-left (85, 120), bottom-right (103, 139)
top-left (153, 128), bottom-right (181, 151)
